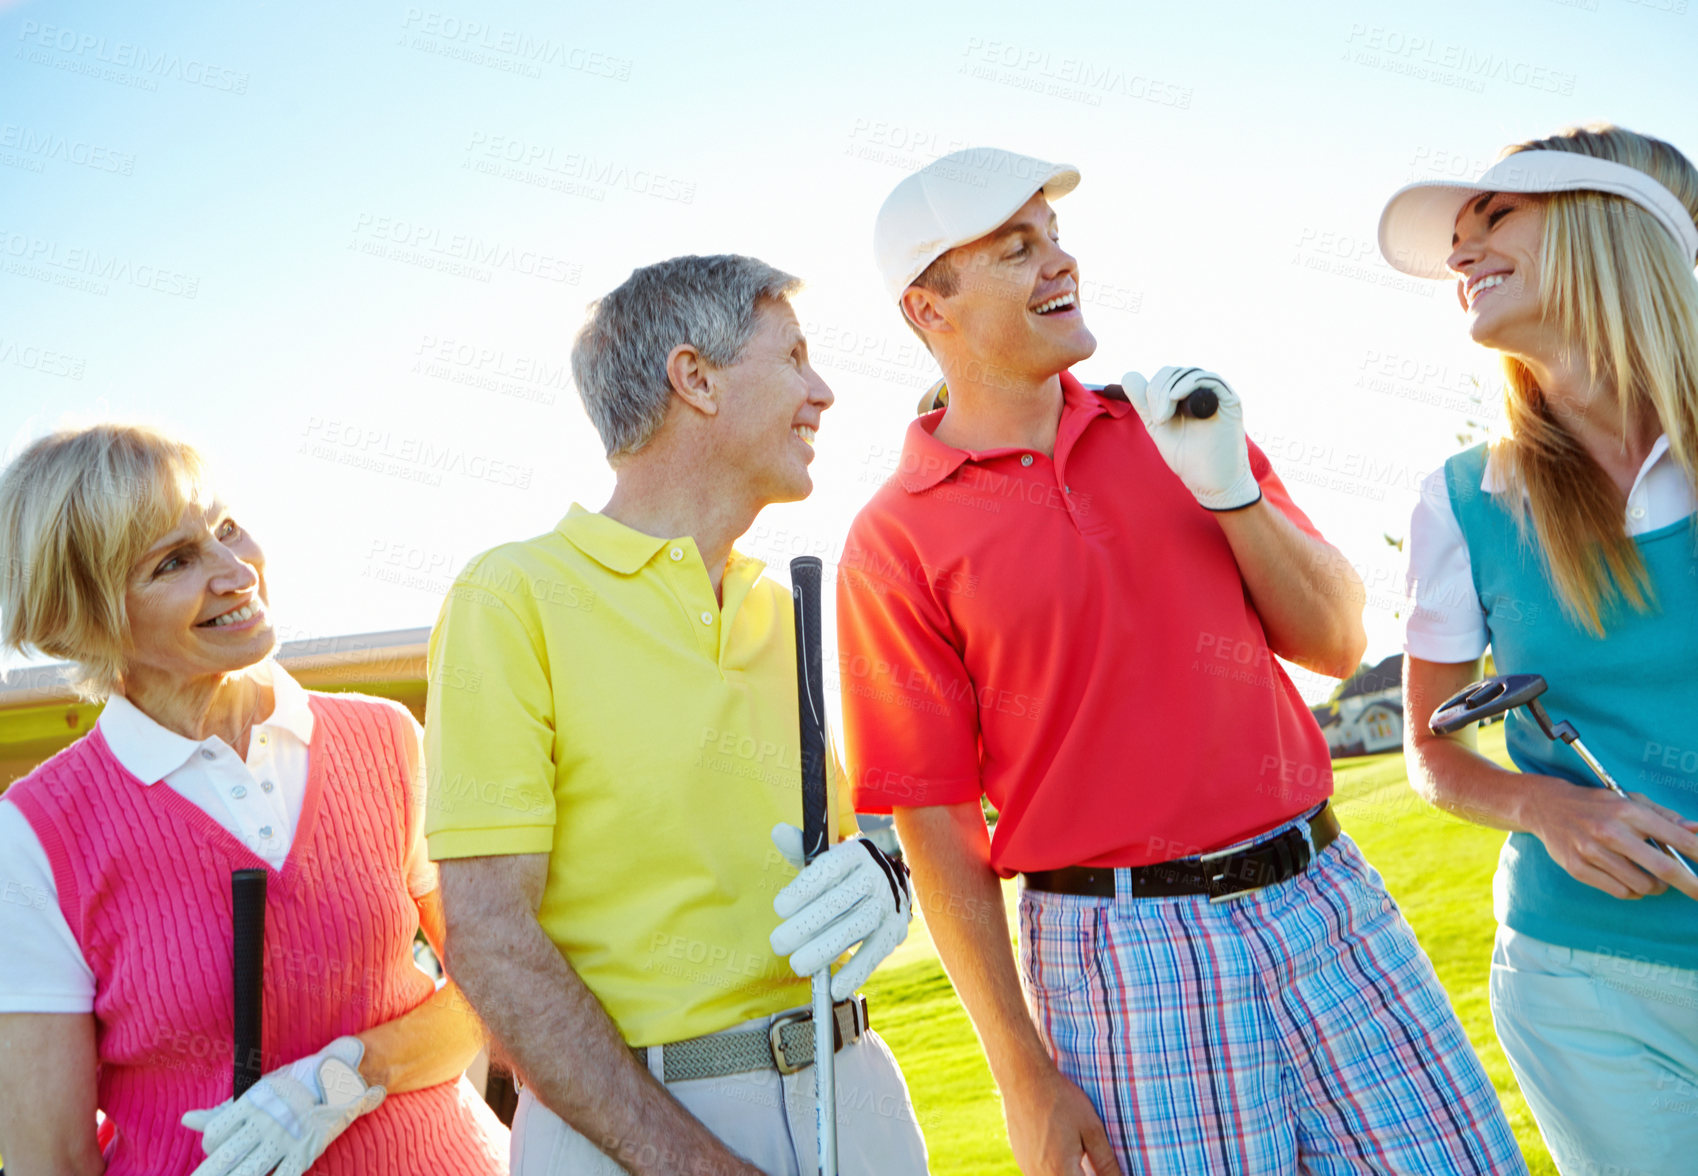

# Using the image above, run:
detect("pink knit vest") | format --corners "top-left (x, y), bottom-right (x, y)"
top-left (8, 692), bottom-right (506, 1176)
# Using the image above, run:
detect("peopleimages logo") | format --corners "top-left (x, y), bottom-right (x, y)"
top-left (0, 125), bottom-right (136, 175)
top-left (960, 38), bottom-right (1195, 109)
top-left (14, 21), bottom-right (250, 93)
top-left (350, 213), bottom-right (580, 284)
top-left (0, 231), bottom-right (200, 298)
top-left (399, 8), bottom-right (633, 80)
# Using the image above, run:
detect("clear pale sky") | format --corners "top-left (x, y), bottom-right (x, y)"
top-left (3, 0), bottom-right (1694, 703)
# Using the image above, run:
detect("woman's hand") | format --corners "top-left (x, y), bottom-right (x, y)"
top-left (181, 1036), bottom-right (385, 1176)
top-left (1519, 778), bottom-right (1698, 901)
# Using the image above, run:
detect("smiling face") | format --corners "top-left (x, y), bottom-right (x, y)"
top-left (917, 191), bottom-right (1097, 384)
top-left (122, 500), bottom-right (276, 693)
top-left (708, 297), bottom-right (835, 506)
top-left (1447, 191), bottom-right (1550, 355)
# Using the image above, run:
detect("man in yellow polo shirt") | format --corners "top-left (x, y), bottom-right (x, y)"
top-left (427, 254), bottom-right (927, 1176)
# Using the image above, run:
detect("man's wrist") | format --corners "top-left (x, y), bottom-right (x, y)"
top-left (989, 1040), bottom-right (1061, 1095)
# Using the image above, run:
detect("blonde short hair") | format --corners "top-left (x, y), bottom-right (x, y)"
top-left (0, 424), bottom-right (209, 699)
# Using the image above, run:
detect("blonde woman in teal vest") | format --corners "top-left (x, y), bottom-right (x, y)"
top-left (0, 425), bottom-right (508, 1176)
top-left (1382, 125), bottom-right (1698, 1175)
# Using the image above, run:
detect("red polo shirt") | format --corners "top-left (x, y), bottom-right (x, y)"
top-left (838, 371), bottom-right (1334, 876)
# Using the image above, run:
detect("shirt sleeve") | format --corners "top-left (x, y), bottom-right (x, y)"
top-left (1404, 467), bottom-right (1489, 663)
top-left (837, 513), bottom-right (983, 813)
top-left (397, 709), bottom-right (439, 898)
top-left (0, 801), bottom-right (96, 1013)
top-left (1247, 437), bottom-right (1324, 540)
top-left (424, 554), bottom-right (559, 860)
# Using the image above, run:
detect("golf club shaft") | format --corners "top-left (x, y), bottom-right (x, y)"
top-left (812, 971), bottom-right (836, 1172)
top-left (789, 556), bottom-right (838, 1176)
top-left (1568, 735), bottom-right (1698, 881)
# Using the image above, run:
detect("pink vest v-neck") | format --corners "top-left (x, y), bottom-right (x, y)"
top-left (9, 691), bottom-right (505, 1176)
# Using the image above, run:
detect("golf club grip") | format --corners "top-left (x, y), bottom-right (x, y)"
top-left (1178, 387), bottom-right (1218, 419)
top-left (791, 556), bottom-right (829, 864)
top-left (231, 868), bottom-right (267, 1098)
top-left (1098, 383), bottom-right (1217, 419)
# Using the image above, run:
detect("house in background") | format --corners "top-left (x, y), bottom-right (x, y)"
top-left (1309, 653), bottom-right (1405, 759)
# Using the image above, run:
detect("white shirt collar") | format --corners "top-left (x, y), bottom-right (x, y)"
top-left (1481, 434), bottom-right (1672, 495)
top-left (98, 660), bottom-right (315, 786)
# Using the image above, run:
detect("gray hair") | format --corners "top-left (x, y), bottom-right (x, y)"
top-left (571, 254), bottom-right (802, 460)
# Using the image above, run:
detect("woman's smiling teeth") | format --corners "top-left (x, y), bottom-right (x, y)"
top-left (1033, 292), bottom-right (1076, 315)
top-left (201, 601), bottom-right (259, 628)
top-left (1467, 273), bottom-right (1509, 306)
top-left (793, 425), bottom-right (816, 445)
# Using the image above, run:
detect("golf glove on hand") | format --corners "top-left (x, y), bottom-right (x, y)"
top-left (770, 823), bottom-right (912, 1001)
top-left (1122, 366), bottom-right (1261, 511)
top-left (182, 1035), bottom-right (386, 1176)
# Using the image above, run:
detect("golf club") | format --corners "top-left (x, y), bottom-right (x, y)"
top-left (918, 380), bottom-right (1219, 419)
top-left (231, 867), bottom-right (267, 1098)
top-left (1098, 382), bottom-right (1219, 419)
top-left (790, 555), bottom-right (838, 1176)
top-left (1430, 674), bottom-right (1698, 883)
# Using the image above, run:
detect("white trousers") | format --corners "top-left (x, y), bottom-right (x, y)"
top-left (511, 1008), bottom-right (930, 1175)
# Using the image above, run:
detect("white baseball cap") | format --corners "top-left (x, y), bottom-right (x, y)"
top-left (874, 147), bottom-right (1080, 303)
top-left (1379, 149), bottom-right (1698, 279)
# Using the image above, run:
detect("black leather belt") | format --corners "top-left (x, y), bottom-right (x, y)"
top-left (1022, 804), bottom-right (1341, 903)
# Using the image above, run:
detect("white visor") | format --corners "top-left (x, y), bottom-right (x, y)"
top-left (1378, 150), bottom-right (1698, 279)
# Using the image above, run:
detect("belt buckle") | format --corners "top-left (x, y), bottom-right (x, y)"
top-left (1207, 878), bottom-right (1267, 905)
top-left (1202, 826), bottom-right (1307, 904)
top-left (768, 1009), bottom-right (811, 1075)
top-left (1199, 841), bottom-right (1265, 905)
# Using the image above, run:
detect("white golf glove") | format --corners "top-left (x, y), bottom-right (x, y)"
top-left (770, 824), bottom-right (912, 1001)
top-left (1121, 366), bottom-right (1261, 511)
top-left (181, 1035), bottom-right (386, 1176)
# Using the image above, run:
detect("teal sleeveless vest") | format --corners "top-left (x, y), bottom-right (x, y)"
top-left (1444, 443), bottom-right (1698, 968)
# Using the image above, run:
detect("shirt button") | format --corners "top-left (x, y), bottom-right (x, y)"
top-left (1065, 485), bottom-right (1073, 494)
top-left (257, 732), bottom-right (268, 745)
top-left (669, 547), bottom-right (684, 561)
top-left (1020, 455), bottom-right (1033, 467)
top-left (258, 825), bottom-right (274, 838)
top-left (700, 611), bottom-right (714, 625)
top-left (1629, 506), bottom-right (1646, 520)
top-left (261, 780), bottom-right (275, 793)
top-left (231, 785), bottom-right (247, 800)
top-left (199, 749), bottom-right (215, 761)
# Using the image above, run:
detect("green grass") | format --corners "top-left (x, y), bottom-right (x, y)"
top-left (862, 722), bottom-right (1557, 1174)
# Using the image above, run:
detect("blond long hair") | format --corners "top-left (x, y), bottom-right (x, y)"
top-left (1493, 124), bottom-right (1698, 635)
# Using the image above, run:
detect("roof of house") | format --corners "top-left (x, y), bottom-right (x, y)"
top-left (1336, 653), bottom-right (1404, 701)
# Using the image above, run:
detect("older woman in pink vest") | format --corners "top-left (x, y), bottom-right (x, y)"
top-left (0, 425), bottom-right (507, 1176)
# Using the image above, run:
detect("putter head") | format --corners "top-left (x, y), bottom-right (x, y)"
top-left (1429, 673), bottom-right (1548, 735)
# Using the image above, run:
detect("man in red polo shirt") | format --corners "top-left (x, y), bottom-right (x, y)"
top-left (838, 148), bottom-right (1526, 1176)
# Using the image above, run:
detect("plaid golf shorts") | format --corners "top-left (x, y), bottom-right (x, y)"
top-left (1018, 825), bottom-right (1527, 1175)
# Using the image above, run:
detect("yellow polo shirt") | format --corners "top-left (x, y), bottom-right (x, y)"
top-left (425, 505), bottom-right (854, 1046)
